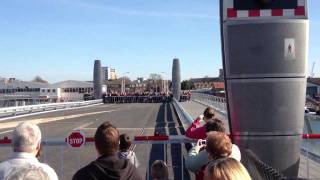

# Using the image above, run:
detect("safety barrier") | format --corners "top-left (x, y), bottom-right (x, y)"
top-left (0, 134), bottom-right (319, 179)
top-left (191, 92), bottom-right (227, 115)
top-left (0, 99), bottom-right (102, 118)
top-left (0, 98), bottom-right (318, 179)
top-left (0, 135), bottom-right (196, 180)
top-left (301, 136), bottom-right (320, 179)
top-left (242, 149), bottom-right (286, 180)
top-left (103, 96), bottom-right (172, 104)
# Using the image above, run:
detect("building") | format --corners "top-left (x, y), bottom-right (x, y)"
top-left (50, 80), bottom-right (94, 102)
top-left (0, 78), bottom-right (57, 106)
top-left (190, 69), bottom-right (224, 90)
top-left (0, 78), bottom-right (96, 107)
top-left (306, 78), bottom-right (320, 111)
top-left (307, 78), bottom-right (320, 98)
top-left (190, 77), bottom-right (223, 89)
top-left (102, 67), bottom-right (117, 81)
top-left (105, 79), bottom-right (122, 94)
top-left (137, 77), bottom-right (144, 84)
top-left (211, 82), bottom-right (225, 97)
top-left (130, 78), bottom-right (147, 94)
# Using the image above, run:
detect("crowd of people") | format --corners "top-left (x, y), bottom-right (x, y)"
top-left (0, 107), bottom-right (251, 180)
top-left (103, 92), bottom-right (172, 104)
top-left (0, 122), bottom-right (170, 180)
top-left (185, 107), bottom-right (251, 180)
top-left (180, 91), bottom-right (192, 102)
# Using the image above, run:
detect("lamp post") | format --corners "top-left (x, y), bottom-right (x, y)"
top-left (120, 72), bottom-right (130, 94)
top-left (161, 72), bottom-right (168, 95)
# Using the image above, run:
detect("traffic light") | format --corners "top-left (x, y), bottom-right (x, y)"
top-left (234, 0), bottom-right (298, 10)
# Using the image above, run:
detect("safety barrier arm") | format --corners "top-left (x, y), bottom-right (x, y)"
top-left (302, 134), bottom-right (320, 139)
top-left (2, 134), bottom-right (317, 180)
top-left (0, 99), bottom-right (102, 118)
top-left (0, 135), bottom-right (198, 147)
top-left (0, 134), bottom-right (319, 147)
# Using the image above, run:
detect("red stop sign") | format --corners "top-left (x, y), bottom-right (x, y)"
top-left (67, 131), bottom-right (86, 148)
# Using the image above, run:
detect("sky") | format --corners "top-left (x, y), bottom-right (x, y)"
top-left (0, 0), bottom-right (319, 83)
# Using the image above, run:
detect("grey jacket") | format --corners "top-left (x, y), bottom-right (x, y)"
top-left (185, 144), bottom-right (241, 172)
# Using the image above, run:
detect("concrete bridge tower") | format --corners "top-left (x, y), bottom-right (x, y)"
top-left (172, 58), bottom-right (181, 100)
top-left (93, 60), bottom-right (103, 99)
top-left (220, 0), bottom-right (308, 176)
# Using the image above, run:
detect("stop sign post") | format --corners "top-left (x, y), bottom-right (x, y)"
top-left (67, 131), bottom-right (86, 148)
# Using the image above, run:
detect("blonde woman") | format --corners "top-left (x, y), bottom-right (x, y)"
top-left (204, 157), bottom-right (251, 180)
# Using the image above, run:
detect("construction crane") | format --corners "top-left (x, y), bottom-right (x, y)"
top-left (310, 62), bottom-right (315, 78)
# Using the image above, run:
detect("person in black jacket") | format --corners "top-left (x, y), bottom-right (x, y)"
top-left (72, 122), bottom-right (142, 180)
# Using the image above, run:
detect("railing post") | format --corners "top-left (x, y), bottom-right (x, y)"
top-left (181, 143), bottom-right (184, 180)
top-left (43, 146), bottom-right (47, 163)
top-left (147, 143), bottom-right (150, 180)
top-left (164, 143), bottom-right (167, 163)
top-left (306, 137), bottom-right (310, 178)
top-left (60, 145), bottom-right (64, 180)
top-left (77, 148), bottom-right (81, 170)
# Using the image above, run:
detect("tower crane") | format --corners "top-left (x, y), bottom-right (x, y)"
top-left (310, 62), bottom-right (315, 78)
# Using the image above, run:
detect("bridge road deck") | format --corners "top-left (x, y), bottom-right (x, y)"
top-left (0, 103), bottom-right (193, 180)
top-left (180, 100), bottom-right (320, 179)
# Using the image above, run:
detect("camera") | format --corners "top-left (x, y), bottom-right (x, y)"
top-left (200, 140), bottom-right (206, 145)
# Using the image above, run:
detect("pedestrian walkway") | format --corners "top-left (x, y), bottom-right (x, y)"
top-left (180, 101), bottom-right (229, 133)
top-left (180, 100), bottom-right (320, 179)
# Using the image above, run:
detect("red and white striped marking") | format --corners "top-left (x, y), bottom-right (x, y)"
top-left (0, 134), bottom-right (319, 147)
top-left (223, 0), bottom-right (307, 20)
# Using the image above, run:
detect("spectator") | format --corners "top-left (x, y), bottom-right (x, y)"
top-left (0, 122), bottom-right (58, 180)
top-left (5, 164), bottom-right (50, 180)
top-left (187, 130), bottom-right (238, 180)
top-left (206, 131), bottom-right (232, 159)
top-left (118, 134), bottom-right (140, 168)
top-left (151, 160), bottom-right (169, 180)
top-left (185, 119), bottom-right (241, 173)
top-left (204, 157), bottom-right (251, 180)
top-left (185, 107), bottom-right (215, 139)
top-left (205, 118), bottom-right (226, 133)
top-left (72, 122), bottom-right (141, 180)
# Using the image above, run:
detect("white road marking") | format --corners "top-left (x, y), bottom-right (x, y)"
top-left (0, 109), bottom-right (118, 130)
top-left (132, 128), bottom-right (145, 151)
top-left (0, 103), bottom-right (105, 122)
top-left (0, 130), bottom-right (13, 135)
top-left (73, 122), bottom-right (94, 130)
top-left (81, 126), bottom-right (182, 131)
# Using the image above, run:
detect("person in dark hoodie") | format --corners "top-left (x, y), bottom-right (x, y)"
top-left (72, 122), bottom-right (142, 180)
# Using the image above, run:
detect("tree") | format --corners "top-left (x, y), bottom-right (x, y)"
top-left (32, 76), bottom-right (48, 84)
top-left (148, 74), bottom-right (163, 93)
top-left (149, 73), bottom-right (162, 81)
top-left (120, 76), bottom-right (131, 83)
top-left (181, 80), bottom-right (193, 90)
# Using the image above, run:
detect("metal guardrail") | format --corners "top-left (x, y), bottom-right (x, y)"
top-left (190, 93), bottom-right (320, 178)
top-left (191, 92), bottom-right (227, 115)
top-left (0, 99), bottom-right (103, 118)
top-left (172, 98), bottom-right (194, 131)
